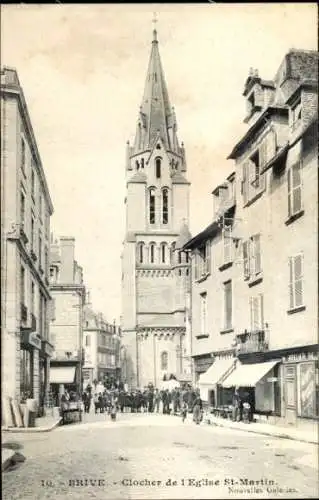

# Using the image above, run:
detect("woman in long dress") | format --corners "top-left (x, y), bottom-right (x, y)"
top-left (192, 392), bottom-right (203, 425)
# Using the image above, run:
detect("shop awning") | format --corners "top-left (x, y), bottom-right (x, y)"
top-left (50, 366), bottom-right (76, 384)
top-left (198, 358), bottom-right (236, 387)
top-left (222, 360), bottom-right (280, 388)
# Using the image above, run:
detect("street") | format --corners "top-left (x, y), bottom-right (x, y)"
top-left (2, 413), bottom-right (318, 500)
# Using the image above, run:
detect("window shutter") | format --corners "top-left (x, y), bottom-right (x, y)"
top-left (292, 162), bottom-right (302, 214)
top-left (294, 254), bottom-right (303, 307)
top-left (267, 129), bottom-right (277, 160)
top-left (243, 240), bottom-right (249, 279)
top-left (254, 234), bottom-right (261, 274)
top-left (206, 240), bottom-right (211, 274)
top-left (250, 238), bottom-right (256, 276)
top-left (288, 257), bottom-right (294, 309)
top-left (242, 162), bottom-right (249, 204)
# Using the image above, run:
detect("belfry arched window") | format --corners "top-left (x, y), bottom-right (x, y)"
top-left (137, 242), bottom-right (145, 264)
top-left (170, 242), bottom-right (176, 264)
top-left (155, 158), bottom-right (161, 179)
top-left (149, 242), bottom-right (156, 264)
top-left (161, 351), bottom-right (168, 371)
top-left (161, 242), bottom-right (167, 264)
top-left (149, 187), bottom-right (156, 224)
top-left (162, 188), bottom-right (169, 224)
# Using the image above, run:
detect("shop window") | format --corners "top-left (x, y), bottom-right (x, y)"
top-left (20, 349), bottom-right (33, 401)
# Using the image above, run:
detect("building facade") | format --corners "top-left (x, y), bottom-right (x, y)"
top-left (82, 306), bottom-right (121, 388)
top-left (49, 236), bottom-right (86, 401)
top-left (185, 49), bottom-right (318, 425)
top-left (1, 67), bottom-right (54, 411)
top-left (121, 27), bottom-right (192, 389)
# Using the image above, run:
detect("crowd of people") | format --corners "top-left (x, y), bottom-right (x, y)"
top-left (81, 383), bottom-right (204, 424)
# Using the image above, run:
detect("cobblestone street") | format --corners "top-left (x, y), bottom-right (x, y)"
top-left (2, 413), bottom-right (318, 500)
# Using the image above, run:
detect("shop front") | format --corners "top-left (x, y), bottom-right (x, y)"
top-left (222, 359), bottom-right (282, 417)
top-left (198, 356), bottom-right (236, 406)
top-left (282, 350), bottom-right (318, 424)
top-left (39, 340), bottom-right (54, 413)
top-left (20, 331), bottom-right (41, 403)
top-left (49, 363), bottom-right (79, 406)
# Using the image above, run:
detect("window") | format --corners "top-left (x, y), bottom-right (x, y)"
top-left (162, 188), bottom-right (168, 224)
top-left (242, 146), bottom-right (266, 205)
top-left (161, 243), bottom-right (167, 264)
top-left (137, 242), bottom-right (144, 264)
top-left (250, 151), bottom-right (260, 188)
top-left (185, 251), bottom-right (189, 264)
top-left (161, 351), bottom-right (168, 371)
top-left (31, 281), bottom-right (35, 314)
top-left (38, 232), bottom-right (42, 267)
top-left (288, 162), bottom-right (302, 217)
top-left (39, 193), bottom-right (43, 221)
top-left (141, 158), bottom-right (144, 168)
top-left (200, 292), bottom-right (207, 336)
top-left (223, 281), bottom-right (232, 330)
top-left (44, 248), bottom-right (48, 277)
top-left (149, 243), bottom-right (155, 264)
top-left (178, 251), bottom-right (182, 264)
top-left (289, 254), bottom-right (304, 309)
top-left (155, 158), bottom-right (161, 179)
top-left (291, 97), bottom-right (302, 131)
top-left (21, 137), bottom-right (26, 172)
top-left (86, 335), bottom-right (91, 347)
top-left (197, 241), bottom-right (210, 277)
top-left (31, 167), bottom-right (35, 198)
top-left (250, 234), bottom-right (261, 276)
top-left (170, 242), bottom-right (176, 264)
top-left (149, 188), bottom-right (156, 224)
top-left (20, 191), bottom-right (25, 226)
top-left (20, 266), bottom-right (25, 304)
top-left (31, 214), bottom-right (35, 250)
top-left (20, 349), bottom-right (33, 400)
top-left (249, 294), bottom-right (264, 331)
top-left (242, 234), bottom-right (261, 279)
top-left (223, 225), bottom-right (232, 264)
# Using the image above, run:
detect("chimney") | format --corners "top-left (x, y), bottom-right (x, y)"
top-left (59, 237), bottom-right (75, 283)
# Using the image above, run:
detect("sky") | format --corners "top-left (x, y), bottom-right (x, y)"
top-left (1, 3), bottom-right (317, 322)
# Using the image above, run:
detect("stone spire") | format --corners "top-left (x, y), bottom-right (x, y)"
top-left (133, 22), bottom-right (179, 153)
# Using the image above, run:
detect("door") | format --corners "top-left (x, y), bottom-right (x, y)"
top-left (284, 364), bottom-right (297, 425)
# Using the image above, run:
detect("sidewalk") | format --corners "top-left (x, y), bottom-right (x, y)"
top-left (204, 413), bottom-right (318, 445)
top-left (2, 414), bottom-right (61, 433)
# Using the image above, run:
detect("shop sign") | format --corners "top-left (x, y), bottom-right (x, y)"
top-left (283, 351), bottom-right (318, 363)
top-left (29, 332), bottom-right (41, 349)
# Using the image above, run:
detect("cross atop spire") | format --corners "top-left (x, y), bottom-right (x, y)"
top-left (152, 12), bottom-right (158, 42)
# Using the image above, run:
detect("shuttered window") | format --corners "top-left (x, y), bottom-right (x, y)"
top-left (243, 240), bottom-right (250, 279)
top-left (289, 254), bottom-right (304, 309)
top-left (288, 162), bottom-right (302, 217)
top-left (223, 225), bottom-right (232, 264)
top-left (224, 281), bottom-right (232, 330)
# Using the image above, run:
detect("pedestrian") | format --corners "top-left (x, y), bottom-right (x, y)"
top-left (93, 392), bottom-right (99, 414)
top-left (192, 391), bottom-right (203, 425)
top-left (232, 387), bottom-right (242, 422)
top-left (181, 402), bottom-right (188, 423)
top-left (154, 389), bottom-right (161, 413)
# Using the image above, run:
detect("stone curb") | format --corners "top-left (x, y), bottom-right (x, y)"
top-left (2, 449), bottom-right (26, 472)
top-left (1, 418), bottom-right (62, 433)
top-left (204, 418), bottom-right (318, 445)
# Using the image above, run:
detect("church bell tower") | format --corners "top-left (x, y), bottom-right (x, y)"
top-left (121, 22), bottom-right (192, 390)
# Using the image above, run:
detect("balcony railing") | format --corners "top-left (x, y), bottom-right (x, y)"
top-left (235, 329), bottom-right (269, 354)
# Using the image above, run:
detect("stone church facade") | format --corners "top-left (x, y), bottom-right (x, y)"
top-left (121, 27), bottom-right (192, 389)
